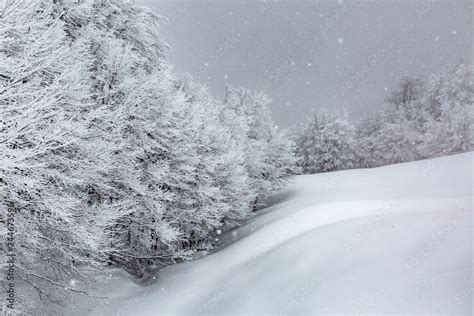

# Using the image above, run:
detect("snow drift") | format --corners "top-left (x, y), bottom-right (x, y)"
top-left (82, 152), bottom-right (472, 315)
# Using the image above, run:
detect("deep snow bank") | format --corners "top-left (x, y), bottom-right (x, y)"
top-left (87, 152), bottom-right (472, 315)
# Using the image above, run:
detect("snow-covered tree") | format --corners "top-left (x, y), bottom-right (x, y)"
top-left (421, 63), bottom-right (473, 157)
top-left (1, 1), bottom-right (297, 306)
top-left (0, 0), bottom-right (112, 306)
top-left (223, 86), bottom-right (297, 209)
top-left (385, 75), bottom-right (425, 113)
top-left (356, 63), bottom-right (473, 168)
top-left (294, 110), bottom-right (357, 173)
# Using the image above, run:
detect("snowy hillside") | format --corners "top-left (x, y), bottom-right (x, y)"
top-left (80, 152), bottom-right (472, 315)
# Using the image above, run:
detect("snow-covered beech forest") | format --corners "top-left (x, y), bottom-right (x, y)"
top-left (0, 0), bottom-right (296, 309)
top-left (295, 63), bottom-right (473, 173)
top-left (0, 0), bottom-right (472, 315)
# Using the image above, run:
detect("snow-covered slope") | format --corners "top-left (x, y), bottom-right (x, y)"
top-left (89, 152), bottom-right (472, 315)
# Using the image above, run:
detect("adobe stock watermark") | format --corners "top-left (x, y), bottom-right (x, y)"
top-left (438, 280), bottom-right (473, 315)
top-left (194, 0), bottom-right (278, 82)
top-left (249, 214), bottom-right (297, 267)
top-left (3, 205), bottom-right (16, 311)
top-left (403, 215), bottom-right (460, 271)
top-left (344, 198), bottom-right (399, 253)
top-left (161, 0), bottom-right (191, 26)
top-left (194, 31), bottom-right (240, 81)
top-left (341, 40), bottom-right (395, 93)
top-left (416, 0), bottom-right (437, 18)
top-left (262, 53), bottom-right (297, 93)
top-left (319, 0), bottom-right (375, 38)
top-left (278, 272), bottom-right (321, 315)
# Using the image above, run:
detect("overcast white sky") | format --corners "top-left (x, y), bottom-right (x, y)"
top-left (138, 0), bottom-right (473, 129)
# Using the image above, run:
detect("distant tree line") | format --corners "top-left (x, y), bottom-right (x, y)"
top-left (295, 62), bottom-right (473, 173)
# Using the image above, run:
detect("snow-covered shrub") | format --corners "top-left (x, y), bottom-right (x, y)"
top-left (294, 110), bottom-right (357, 173)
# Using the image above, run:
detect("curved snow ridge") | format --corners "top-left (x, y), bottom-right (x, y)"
top-left (206, 196), bottom-right (471, 268)
top-left (109, 208), bottom-right (471, 315)
top-left (87, 152), bottom-right (473, 315)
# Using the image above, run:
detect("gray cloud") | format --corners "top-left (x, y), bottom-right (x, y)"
top-left (138, 0), bottom-right (473, 129)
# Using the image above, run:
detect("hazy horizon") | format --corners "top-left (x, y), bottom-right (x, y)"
top-left (138, 0), bottom-right (473, 129)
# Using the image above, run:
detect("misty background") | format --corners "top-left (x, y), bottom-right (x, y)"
top-left (138, 0), bottom-right (473, 130)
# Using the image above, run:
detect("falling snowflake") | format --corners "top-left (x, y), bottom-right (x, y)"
top-left (216, 229), bottom-right (222, 235)
top-left (337, 38), bottom-right (344, 44)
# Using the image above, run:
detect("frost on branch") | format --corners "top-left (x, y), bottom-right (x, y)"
top-left (0, 0), bottom-right (296, 306)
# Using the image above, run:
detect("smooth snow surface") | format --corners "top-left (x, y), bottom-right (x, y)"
top-left (90, 153), bottom-right (473, 315)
